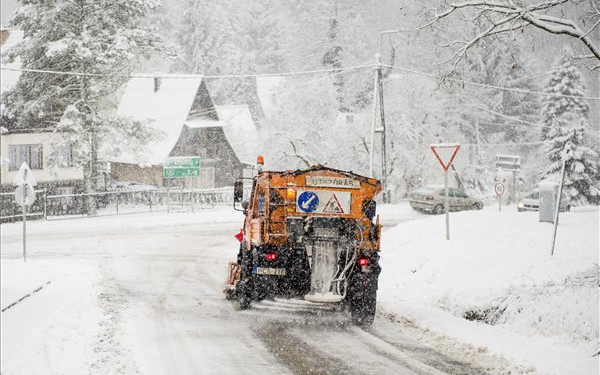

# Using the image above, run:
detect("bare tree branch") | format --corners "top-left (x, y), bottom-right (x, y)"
top-left (408, 0), bottom-right (599, 73)
top-left (288, 141), bottom-right (312, 168)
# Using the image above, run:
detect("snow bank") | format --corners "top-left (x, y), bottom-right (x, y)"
top-left (378, 205), bottom-right (599, 375)
top-left (1, 259), bottom-right (103, 375)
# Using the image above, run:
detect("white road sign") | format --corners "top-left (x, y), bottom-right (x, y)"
top-left (296, 190), bottom-right (351, 215)
top-left (494, 183), bottom-right (505, 196)
top-left (305, 176), bottom-right (360, 189)
top-left (15, 184), bottom-right (36, 207)
top-left (13, 162), bottom-right (37, 187)
top-left (430, 143), bottom-right (461, 171)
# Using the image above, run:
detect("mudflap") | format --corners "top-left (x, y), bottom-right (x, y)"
top-left (281, 247), bottom-right (311, 298)
top-left (252, 274), bottom-right (279, 301)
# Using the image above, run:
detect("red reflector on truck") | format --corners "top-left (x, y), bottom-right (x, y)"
top-left (265, 253), bottom-right (278, 261)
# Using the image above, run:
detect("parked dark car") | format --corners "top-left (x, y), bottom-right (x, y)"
top-left (409, 186), bottom-right (484, 214)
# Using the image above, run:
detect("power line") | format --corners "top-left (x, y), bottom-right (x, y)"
top-left (384, 64), bottom-right (600, 101)
top-left (461, 141), bottom-right (544, 147)
top-left (3, 62), bottom-right (599, 101)
top-left (0, 64), bottom-right (374, 79)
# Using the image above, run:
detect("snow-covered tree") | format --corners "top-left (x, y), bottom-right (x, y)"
top-left (540, 49), bottom-right (590, 141)
top-left (418, 0), bottom-right (600, 70)
top-left (2, 0), bottom-right (163, 213)
top-left (498, 58), bottom-right (540, 143)
top-left (542, 114), bottom-right (599, 205)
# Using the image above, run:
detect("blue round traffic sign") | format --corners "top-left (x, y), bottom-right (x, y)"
top-left (298, 191), bottom-right (319, 213)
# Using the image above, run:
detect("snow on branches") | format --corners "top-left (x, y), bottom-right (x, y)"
top-left (412, 0), bottom-right (600, 71)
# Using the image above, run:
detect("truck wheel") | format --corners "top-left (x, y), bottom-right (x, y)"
top-left (433, 204), bottom-right (444, 215)
top-left (237, 280), bottom-right (251, 310)
top-left (236, 245), bottom-right (253, 310)
top-left (350, 289), bottom-right (377, 326)
top-left (348, 275), bottom-right (377, 326)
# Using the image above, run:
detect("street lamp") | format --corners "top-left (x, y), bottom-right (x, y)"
top-left (369, 30), bottom-right (399, 203)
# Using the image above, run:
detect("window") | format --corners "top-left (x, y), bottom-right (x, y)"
top-left (451, 189), bottom-right (467, 198)
top-left (56, 144), bottom-right (74, 168)
top-left (9, 144), bottom-right (43, 171)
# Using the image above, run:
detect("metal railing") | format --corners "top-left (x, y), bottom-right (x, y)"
top-left (1, 186), bottom-right (251, 222)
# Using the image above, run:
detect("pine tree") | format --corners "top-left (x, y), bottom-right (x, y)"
top-left (540, 49), bottom-right (590, 141)
top-left (540, 50), bottom-right (598, 205)
top-left (542, 114), bottom-right (599, 205)
top-left (2, 0), bottom-right (162, 213)
top-left (499, 59), bottom-right (540, 143)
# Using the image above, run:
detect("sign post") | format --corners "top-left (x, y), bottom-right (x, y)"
top-left (430, 143), bottom-right (461, 240)
top-left (495, 155), bottom-right (520, 205)
top-left (13, 163), bottom-right (37, 262)
top-left (494, 176), bottom-right (506, 212)
top-left (551, 159), bottom-right (567, 256)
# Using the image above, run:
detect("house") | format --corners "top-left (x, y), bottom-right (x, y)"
top-left (0, 28), bottom-right (85, 196)
top-left (113, 75), bottom-right (259, 189)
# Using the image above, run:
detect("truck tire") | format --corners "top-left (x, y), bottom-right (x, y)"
top-left (348, 274), bottom-right (377, 325)
top-left (237, 245), bottom-right (253, 310)
top-left (350, 291), bottom-right (377, 325)
top-left (237, 280), bottom-right (251, 310)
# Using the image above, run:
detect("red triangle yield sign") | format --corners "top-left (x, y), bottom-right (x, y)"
top-left (430, 143), bottom-right (461, 171)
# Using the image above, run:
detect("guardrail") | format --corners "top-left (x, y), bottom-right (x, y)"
top-left (0, 186), bottom-right (251, 222)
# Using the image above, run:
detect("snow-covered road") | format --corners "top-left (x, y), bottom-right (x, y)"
top-left (1, 208), bottom-right (496, 375)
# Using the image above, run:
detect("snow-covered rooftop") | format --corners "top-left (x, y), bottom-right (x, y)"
top-left (216, 105), bottom-right (258, 164)
top-left (115, 74), bottom-right (204, 165)
top-left (256, 76), bottom-right (284, 120)
top-left (183, 117), bottom-right (227, 129)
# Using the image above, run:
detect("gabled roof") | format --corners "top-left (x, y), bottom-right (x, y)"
top-left (216, 105), bottom-right (259, 164)
top-left (256, 76), bottom-right (284, 120)
top-left (114, 74), bottom-right (206, 165)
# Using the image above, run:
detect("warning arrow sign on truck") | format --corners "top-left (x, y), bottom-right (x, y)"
top-left (296, 190), bottom-right (351, 215)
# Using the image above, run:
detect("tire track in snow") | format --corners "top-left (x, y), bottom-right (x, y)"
top-left (255, 323), bottom-right (354, 375)
top-left (90, 260), bottom-right (139, 375)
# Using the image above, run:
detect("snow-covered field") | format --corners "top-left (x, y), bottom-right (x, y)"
top-left (378, 204), bottom-right (599, 375)
top-left (1, 203), bottom-right (598, 374)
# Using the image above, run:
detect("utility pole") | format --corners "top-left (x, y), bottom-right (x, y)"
top-left (369, 30), bottom-right (399, 202)
top-left (377, 61), bottom-right (387, 203)
top-left (368, 54), bottom-right (379, 178)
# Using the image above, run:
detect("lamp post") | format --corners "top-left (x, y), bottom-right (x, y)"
top-left (369, 30), bottom-right (399, 203)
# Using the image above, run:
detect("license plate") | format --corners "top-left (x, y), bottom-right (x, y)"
top-left (254, 267), bottom-right (286, 276)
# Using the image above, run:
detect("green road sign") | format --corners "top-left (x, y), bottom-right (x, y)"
top-left (163, 157), bottom-right (200, 179)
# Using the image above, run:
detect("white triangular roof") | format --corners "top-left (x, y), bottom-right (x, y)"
top-left (216, 105), bottom-right (258, 164)
top-left (256, 76), bottom-right (284, 120)
top-left (113, 74), bottom-right (204, 165)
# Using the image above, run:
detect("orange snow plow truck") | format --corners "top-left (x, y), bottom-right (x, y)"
top-left (225, 157), bottom-right (382, 325)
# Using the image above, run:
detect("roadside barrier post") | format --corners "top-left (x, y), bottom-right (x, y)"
top-left (43, 188), bottom-right (47, 220)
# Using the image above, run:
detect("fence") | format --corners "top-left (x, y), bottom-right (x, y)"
top-left (0, 186), bottom-right (250, 222)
